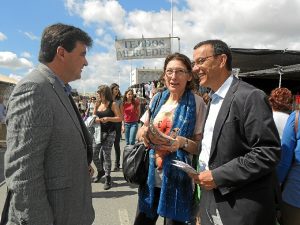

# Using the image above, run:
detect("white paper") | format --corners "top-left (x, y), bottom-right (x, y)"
top-left (171, 160), bottom-right (198, 175)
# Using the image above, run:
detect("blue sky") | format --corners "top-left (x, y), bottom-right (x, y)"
top-left (1, 0), bottom-right (300, 94)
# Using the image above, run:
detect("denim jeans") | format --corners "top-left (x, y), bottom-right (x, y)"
top-left (124, 122), bottom-right (138, 145)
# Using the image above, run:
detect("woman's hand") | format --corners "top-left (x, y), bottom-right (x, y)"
top-left (100, 117), bottom-right (109, 123)
top-left (147, 124), bottom-right (177, 147)
top-left (151, 138), bottom-right (179, 152)
top-left (138, 125), bottom-right (150, 147)
top-left (88, 165), bottom-right (94, 177)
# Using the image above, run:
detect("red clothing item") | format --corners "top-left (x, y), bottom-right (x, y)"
top-left (123, 101), bottom-right (139, 122)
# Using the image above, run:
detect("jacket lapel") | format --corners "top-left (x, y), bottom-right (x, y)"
top-left (209, 77), bottom-right (240, 161)
top-left (37, 64), bottom-right (84, 137)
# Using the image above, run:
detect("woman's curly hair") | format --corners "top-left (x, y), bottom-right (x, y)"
top-left (269, 87), bottom-right (293, 113)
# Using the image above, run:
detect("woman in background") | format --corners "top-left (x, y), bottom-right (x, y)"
top-left (110, 83), bottom-right (123, 171)
top-left (85, 96), bottom-right (96, 118)
top-left (92, 85), bottom-right (122, 190)
top-left (121, 89), bottom-right (140, 145)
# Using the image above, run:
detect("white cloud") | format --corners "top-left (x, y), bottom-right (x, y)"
top-left (0, 52), bottom-right (33, 70)
top-left (0, 32), bottom-right (7, 41)
top-left (64, 0), bottom-right (300, 93)
top-left (21, 51), bottom-right (31, 58)
top-left (8, 73), bottom-right (23, 81)
top-left (24, 31), bottom-right (39, 41)
top-left (81, 0), bottom-right (126, 26)
top-left (72, 51), bottom-right (133, 94)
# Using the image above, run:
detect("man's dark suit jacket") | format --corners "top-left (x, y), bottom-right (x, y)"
top-left (200, 77), bottom-right (281, 225)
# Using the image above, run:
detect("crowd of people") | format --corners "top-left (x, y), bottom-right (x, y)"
top-left (1, 22), bottom-right (299, 225)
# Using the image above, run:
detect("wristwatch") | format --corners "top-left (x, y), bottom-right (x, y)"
top-left (183, 138), bottom-right (188, 149)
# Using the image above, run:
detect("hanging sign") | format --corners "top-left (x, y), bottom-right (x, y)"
top-left (115, 37), bottom-right (171, 60)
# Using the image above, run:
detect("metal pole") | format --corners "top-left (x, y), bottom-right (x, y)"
top-left (130, 61), bottom-right (132, 86)
top-left (275, 65), bottom-right (283, 88)
top-left (279, 71), bottom-right (282, 88)
top-left (171, 0), bottom-right (174, 52)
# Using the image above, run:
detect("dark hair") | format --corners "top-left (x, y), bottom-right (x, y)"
top-left (97, 85), bottom-right (113, 102)
top-left (269, 87), bottom-right (293, 113)
top-left (38, 23), bottom-right (93, 63)
top-left (123, 88), bottom-right (139, 110)
top-left (159, 52), bottom-right (196, 91)
top-left (193, 39), bottom-right (232, 71)
top-left (110, 83), bottom-right (121, 100)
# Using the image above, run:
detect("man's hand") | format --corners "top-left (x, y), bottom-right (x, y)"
top-left (191, 170), bottom-right (217, 190)
top-left (88, 165), bottom-right (94, 177)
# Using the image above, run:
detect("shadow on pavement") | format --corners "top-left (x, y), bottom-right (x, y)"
top-left (92, 190), bottom-right (137, 199)
top-left (112, 181), bottom-right (138, 189)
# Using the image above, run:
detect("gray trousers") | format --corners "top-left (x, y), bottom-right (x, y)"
top-left (93, 131), bottom-right (116, 176)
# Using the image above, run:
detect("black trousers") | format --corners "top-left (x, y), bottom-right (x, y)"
top-left (114, 122), bottom-right (122, 167)
top-left (134, 188), bottom-right (188, 225)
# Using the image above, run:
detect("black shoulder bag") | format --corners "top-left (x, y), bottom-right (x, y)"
top-left (122, 92), bottom-right (162, 185)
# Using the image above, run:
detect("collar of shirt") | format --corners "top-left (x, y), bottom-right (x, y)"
top-left (40, 64), bottom-right (72, 96)
top-left (209, 75), bottom-right (234, 101)
top-left (55, 76), bottom-right (72, 96)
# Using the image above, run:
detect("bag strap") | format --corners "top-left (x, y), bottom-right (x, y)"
top-left (295, 110), bottom-right (299, 134)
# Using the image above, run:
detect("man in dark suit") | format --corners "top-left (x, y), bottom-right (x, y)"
top-left (191, 40), bottom-right (281, 225)
top-left (4, 23), bottom-right (94, 225)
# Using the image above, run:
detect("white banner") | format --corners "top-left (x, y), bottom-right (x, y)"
top-left (115, 37), bottom-right (171, 60)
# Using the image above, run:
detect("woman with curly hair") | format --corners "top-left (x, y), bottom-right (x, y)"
top-left (269, 87), bottom-right (293, 139)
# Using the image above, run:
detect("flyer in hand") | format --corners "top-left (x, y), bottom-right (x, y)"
top-left (171, 160), bottom-right (198, 175)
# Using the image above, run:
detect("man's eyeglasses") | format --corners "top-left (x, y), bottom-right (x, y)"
top-left (194, 54), bottom-right (220, 66)
top-left (165, 68), bottom-right (188, 77)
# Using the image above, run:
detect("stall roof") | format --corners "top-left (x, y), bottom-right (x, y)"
top-left (231, 48), bottom-right (300, 72)
top-left (0, 74), bottom-right (18, 85)
top-left (238, 63), bottom-right (300, 80)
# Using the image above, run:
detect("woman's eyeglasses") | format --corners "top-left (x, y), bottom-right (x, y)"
top-left (165, 68), bottom-right (188, 77)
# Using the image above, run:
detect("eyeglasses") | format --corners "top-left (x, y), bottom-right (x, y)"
top-left (165, 68), bottom-right (188, 77)
top-left (194, 54), bottom-right (220, 66)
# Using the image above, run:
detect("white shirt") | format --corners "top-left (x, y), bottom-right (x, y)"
top-left (272, 111), bottom-right (289, 139)
top-left (199, 75), bottom-right (233, 169)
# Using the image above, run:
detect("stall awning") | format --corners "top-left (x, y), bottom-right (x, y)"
top-left (0, 74), bottom-right (18, 85)
top-left (232, 48), bottom-right (300, 80)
